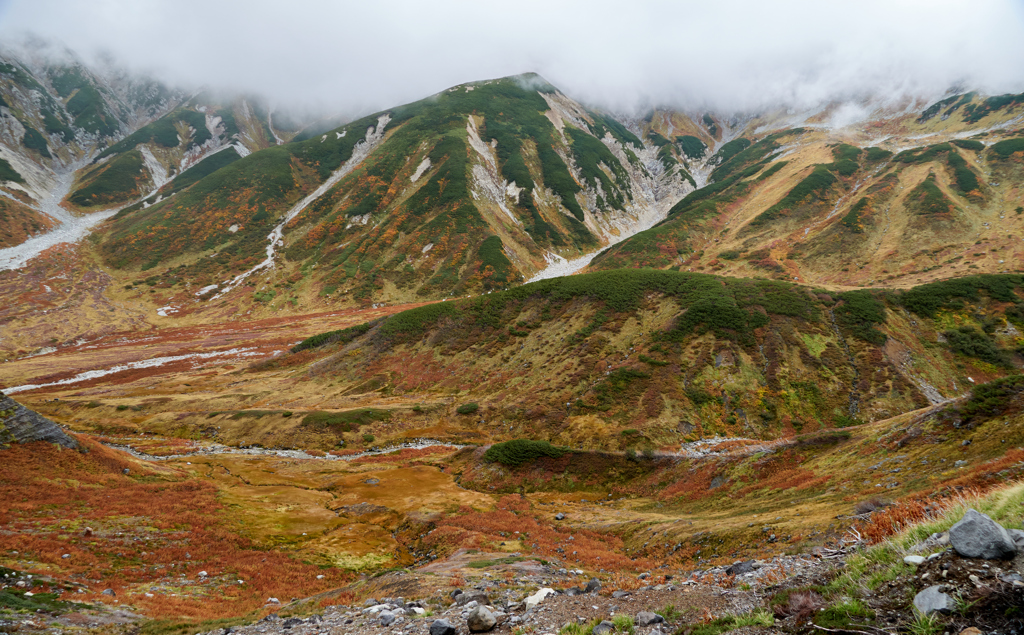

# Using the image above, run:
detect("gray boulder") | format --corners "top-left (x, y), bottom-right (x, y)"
top-left (593, 621), bottom-right (616, 635)
top-left (466, 605), bottom-right (496, 632)
top-left (430, 618), bottom-right (457, 635)
top-left (949, 509), bottom-right (1017, 559)
top-left (637, 611), bottom-right (665, 626)
top-left (457, 591), bottom-right (490, 606)
top-left (0, 392), bottom-right (78, 449)
top-left (913, 585), bottom-right (953, 616)
top-left (584, 578), bottom-right (601, 593)
top-left (726, 560), bottom-right (754, 576)
top-left (379, 610), bottom-right (396, 626)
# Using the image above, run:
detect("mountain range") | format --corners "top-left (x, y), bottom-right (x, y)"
top-left (1, 42), bottom-right (1024, 634)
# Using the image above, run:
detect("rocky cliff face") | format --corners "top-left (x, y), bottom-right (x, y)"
top-left (0, 391), bottom-right (78, 449)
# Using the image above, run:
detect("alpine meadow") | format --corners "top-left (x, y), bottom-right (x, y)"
top-left (2, 3), bottom-right (1024, 634)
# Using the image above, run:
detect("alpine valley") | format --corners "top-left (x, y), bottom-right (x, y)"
top-left (2, 41), bottom-right (1024, 635)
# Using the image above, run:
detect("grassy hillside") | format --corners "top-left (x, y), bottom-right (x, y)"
top-left (67, 150), bottom-right (149, 209)
top-left (590, 116), bottom-right (1024, 289)
top-left (100, 75), bottom-right (654, 301)
top-left (271, 270), bottom-right (1024, 449)
top-left (0, 196), bottom-right (55, 248)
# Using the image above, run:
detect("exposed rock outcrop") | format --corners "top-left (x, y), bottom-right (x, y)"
top-left (0, 391), bottom-right (78, 449)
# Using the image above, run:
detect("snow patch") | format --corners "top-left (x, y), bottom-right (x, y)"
top-left (410, 158), bottom-right (431, 182)
top-left (138, 146), bottom-right (169, 190)
top-left (466, 117), bottom-right (520, 226)
top-left (421, 242), bottom-right (433, 254)
top-left (345, 214), bottom-right (370, 230)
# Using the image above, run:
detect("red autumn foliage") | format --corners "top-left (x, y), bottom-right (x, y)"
top-left (0, 438), bottom-right (353, 621)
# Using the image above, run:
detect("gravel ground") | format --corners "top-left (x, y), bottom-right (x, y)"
top-left (194, 555), bottom-right (821, 635)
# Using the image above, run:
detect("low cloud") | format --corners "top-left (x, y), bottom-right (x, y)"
top-left (1, 0), bottom-right (1022, 117)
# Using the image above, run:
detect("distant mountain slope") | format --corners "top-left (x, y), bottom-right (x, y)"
top-left (100, 75), bottom-right (693, 301)
top-left (0, 45), bottom-right (186, 210)
top-left (64, 95), bottom-right (284, 211)
top-left (590, 94), bottom-right (1024, 288)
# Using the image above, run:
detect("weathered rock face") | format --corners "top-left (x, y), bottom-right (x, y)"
top-left (0, 392), bottom-right (78, 449)
top-left (949, 509), bottom-right (1017, 560)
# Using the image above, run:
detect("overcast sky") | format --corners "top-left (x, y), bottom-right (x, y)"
top-left (2, 0), bottom-right (1023, 117)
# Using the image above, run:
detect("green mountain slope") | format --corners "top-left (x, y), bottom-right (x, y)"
top-left (274, 270), bottom-right (1024, 449)
top-left (589, 95), bottom-right (1024, 289)
top-left (99, 75), bottom-right (689, 301)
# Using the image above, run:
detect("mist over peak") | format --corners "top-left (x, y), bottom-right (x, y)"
top-left (1, 0), bottom-right (1022, 118)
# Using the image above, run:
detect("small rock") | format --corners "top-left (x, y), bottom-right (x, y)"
top-left (555, 513), bottom-right (566, 520)
top-left (61, 554), bottom-right (70, 559)
top-left (198, 570), bottom-right (208, 577)
top-left (903, 555), bottom-right (926, 565)
top-left (637, 611), bottom-right (665, 626)
top-left (282, 617), bottom-right (303, 629)
top-left (593, 620), bottom-right (616, 635)
top-left (948, 509), bottom-right (1016, 559)
top-left (584, 578), bottom-right (601, 593)
top-left (467, 605), bottom-right (497, 632)
top-left (960, 628), bottom-right (983, 635)
top-left (266, 597), bottom-right (281, 604)
top-left (379, 610), bottom-right (396, 626)
top-left (638, 572), bottom-right (650, 580)
top-left (1008, 528), bottom-right (1024, 548)
top-left (102, 589), bottom-right (116, 597)
top-left (430, 618), bottom-right (458, 635)
top-left (612, 591), bottom-right (630, 599)
top-left (913, 585), bottom-right (953, 616)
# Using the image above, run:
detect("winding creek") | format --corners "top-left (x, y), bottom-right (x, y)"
top-left (103, 438), bottom-right (467, 462)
